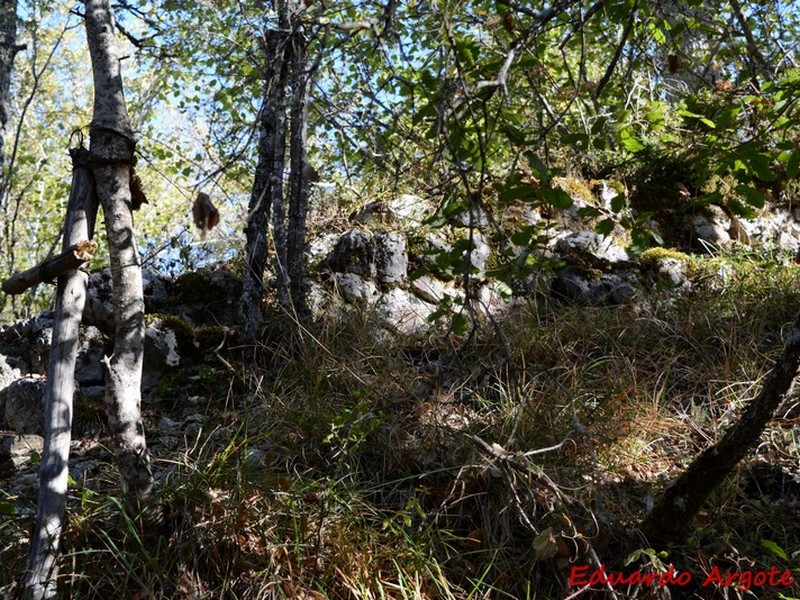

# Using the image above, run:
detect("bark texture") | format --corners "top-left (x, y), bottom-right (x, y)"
top-left (287, 19), bottom-right (313, 318)
top-left (2, 239), bottom-right (97, 294)
top-left (84, 0), bottom-right (153, 511)
top-left (0, 0), bottom-right (17, 204)
top-left (641, 310), bottom-right (800, 544)
top-left (241, 9), bottom-right (290, 341)
top-left (241, 1), bottom-right (317, 338)
top-left (21, 149), bottom-right (97, 599)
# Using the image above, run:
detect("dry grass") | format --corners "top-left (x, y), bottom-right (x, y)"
top-left (1, 247), bottom-right (800, 598)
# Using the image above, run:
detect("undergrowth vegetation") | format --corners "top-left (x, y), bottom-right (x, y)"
top-left (2, 247), bottom-right (800, 598)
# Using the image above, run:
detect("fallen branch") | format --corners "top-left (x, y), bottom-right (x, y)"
top-left (1, 240), bottom-right (97, 295)
top-left (641, 309), bottom-right (800, 544)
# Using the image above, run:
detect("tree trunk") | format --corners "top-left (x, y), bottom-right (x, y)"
top-left (287, 19), bottom-right (313, 318)
top-left (641, 310), bottom-right (800, 544)
top-left (240, 1), bottom-right (316, 336)
top-left (84, 0), bottom-right (153, 512)
top-left (20, 148), bottom-right (98, 600)
top-left (270, 2), bottom-right (292, 311)
top-left (0, 0), bottom-right (18, 205)
top-left (241, 6), bottom-right (291, 340)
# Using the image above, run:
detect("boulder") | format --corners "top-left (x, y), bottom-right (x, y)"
top-left (552, 266), bottom-right (638, 305)
top-left (375, 231), bottom-right (408, 284)
top-left (736, 204), bottom-right (800, 250)
top-left (327, 229), bottom-right (410, 285)
top-left (387, 194), bottom-right (432, 225)
top-left (350, 194), bottom-right (433, 227)
top-left (327, 229), bottom-right (377, 279)
top-left (690, 205), bottom-right (731, 246)
top-left (143, 318), bottom-right (184, 390)
top-left (83, 268), bottom-right (115, 332)
top-left (410, 275), bottom-right (461, 304)
top-left (74, 325), bottom-right (108, 386)
top-left (332, 273), bottom-right (379, 303)
top-left (4, 377), bottom-right (47, 434)
top-left (465, 231), bottom-right (491, 277)
top-left (308, 232), bottom-right (342, 263)
top-left (85, 268), bottom-right (171, 332)
top-left (376, 288), bottom-right (436, 335)
top-left (556, 231), bottom-right (630, 264)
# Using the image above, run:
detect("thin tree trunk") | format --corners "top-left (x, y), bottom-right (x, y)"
top-left (0, 0), bottom-right (17, 205)
top-left (641, 310), bottom-right (800, 544)
top-left (287, 19), bottom-right (313, 318)
top-left (270, 6), bottom-right (291, 311)
top-left (20, 148), bottom-right (98, 600)
top-left (241, 42), bottom-right (279, 341)
top-left (84, 0), bottom-right (153, 512)
top-left (241, 9), bottom-right (291, 339)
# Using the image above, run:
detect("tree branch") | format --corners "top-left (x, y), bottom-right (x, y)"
top-left (2, 241), bottom-right (97, 295)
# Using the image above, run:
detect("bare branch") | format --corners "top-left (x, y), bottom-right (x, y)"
top-left (2, 240), bottom-right (97, 295)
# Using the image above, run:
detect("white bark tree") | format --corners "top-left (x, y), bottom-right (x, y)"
top-left (83, 0), bottom-right (153, 513)
top-left (20, 1), bottom-right (153, 595)
top-left (20, 149), bottom-right (97, 600)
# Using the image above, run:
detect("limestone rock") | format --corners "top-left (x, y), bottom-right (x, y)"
top-left (691, 205), bottom-right (731, 246)
top-left (327, 229), bottom-right (376, 279)
top-left (556, 231), bottom-right (630, 264)
top-left (143, 318), bottom-right (184, 390)
top-left (410, 275), bottom-right (461, 304)
top-left (552, 266), bottom-right (638, 305)
top-left (376, 288), bottom-right (436, 335)
top-left (375, 231), bottom-right (408, 284)
top-left (333, 273), bottom-right (379, 303)
top-left (74, 325), bottom-right (108, 386)
top-left (0, 433), bottom-right (44, 476)
top-left (4, 377), bottom-right (47, 434)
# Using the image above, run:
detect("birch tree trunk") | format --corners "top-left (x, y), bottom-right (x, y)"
top-left (84, 0), bottom-right (153, 512)
top-left (20, 149), bottom-right (98, 600)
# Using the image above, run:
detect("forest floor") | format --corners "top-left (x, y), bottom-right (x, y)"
top-left (1, 246), bottom-right (800, 599)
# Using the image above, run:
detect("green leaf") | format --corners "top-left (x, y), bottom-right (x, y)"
top-left (499, 184), bottom-right (535, 204)
top-left (650, 26), bottom-right (666, 44)
top-left (595, 218), bottom-right (615, 236)
top-left (577, 206), bottom-right (602, 218)
top-left (451, 313), bottom-right (469, 334)
top-left (620, 129), bottom-right (645, 153)
top-left (759, 539), bottom-right (788, 561)
top-left (491, 280), bottom-right (514, 299)
top-left (511, 226), bottom-right (535, 246)
top-left (502, 124), bottom-right (529, 145)
top-left (590, 117), bottom-right (608, 135)
top-left (561, 132), bottom-right (589, 149)
top-left (611, 194), bottom-right (626, 213)
top-left (742, 151), bottom-right (776, 182)
top-left (727, 198), bottom-right (757, 219)
top-left (524, 151), bottom-right (550, 184)
top-left (787, 150), bottom-right (800, 180)
top-left (542, 187), bottom-right (573, 209)
top-left (736, 185), bottom-right (765, 209)
top-left (690, 192), bottom-right (724, 206)
top-left (678, 109), bottom-right (715, 128)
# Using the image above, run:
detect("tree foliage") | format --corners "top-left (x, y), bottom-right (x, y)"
top-left (3, 1), bottom-right (798, 320)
